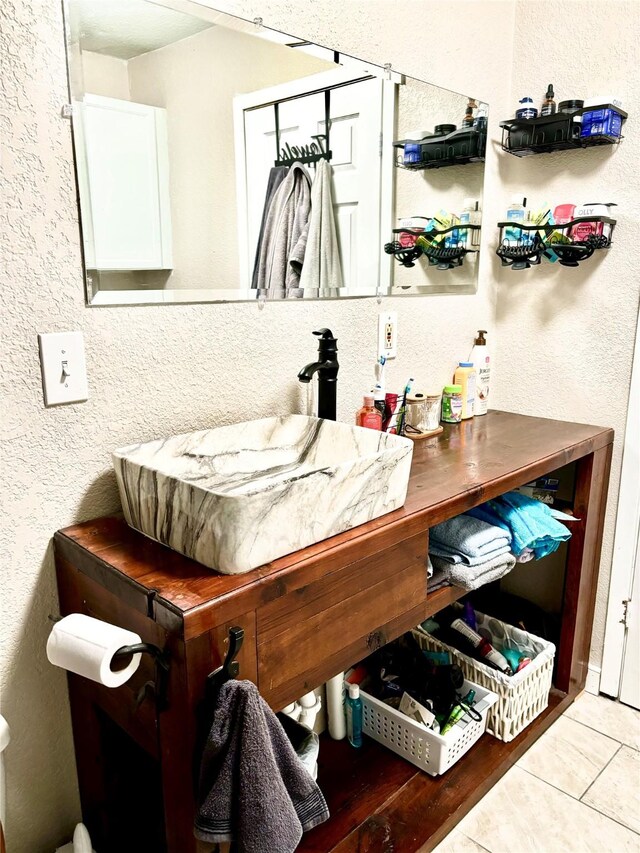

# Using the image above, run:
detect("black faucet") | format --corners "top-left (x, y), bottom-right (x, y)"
top-left (298, 328), bottom-right (339, 420)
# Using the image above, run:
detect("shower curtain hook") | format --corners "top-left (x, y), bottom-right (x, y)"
top-left (254, 16), bottom-right (263, 29)
top-left (384, 63), bottom-right (392, 81)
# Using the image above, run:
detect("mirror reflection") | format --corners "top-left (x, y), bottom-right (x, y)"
top-left (64, 0), bottom-right (487, 304)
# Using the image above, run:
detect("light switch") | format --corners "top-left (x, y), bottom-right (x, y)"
top-left (38, 331), bottom-right (89, 406)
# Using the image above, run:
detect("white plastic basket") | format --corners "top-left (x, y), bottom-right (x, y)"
top-left (360, 678), bottom-right (498, 776)
top-left (413, 611), bottom-right (556, 742)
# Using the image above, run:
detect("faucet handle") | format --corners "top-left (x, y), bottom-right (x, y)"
top-left (313, 328), bottom-right (336, 340)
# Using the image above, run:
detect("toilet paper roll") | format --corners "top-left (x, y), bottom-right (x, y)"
top-left (47, 614), bottom-right (142, 688)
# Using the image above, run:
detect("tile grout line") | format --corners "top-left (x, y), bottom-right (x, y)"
top-left (564, 709), bottom-right (640, 749)
top-left (461, 832), bottom-right (492, 853)
top-left (579, 743), bottom-right (623, 803)
top-left (440, 831), bottom-right (492, 853)
top-left (517, 761), bottom-right (607, 804)
top-left (496, 763), bottom-right (640, 839)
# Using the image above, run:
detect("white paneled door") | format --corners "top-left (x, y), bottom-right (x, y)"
top-left (601, 304), bottom-right (640, 710)
top-left (235, 70), bottom-right (395, 295)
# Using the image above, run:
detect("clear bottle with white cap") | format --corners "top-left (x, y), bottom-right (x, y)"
top-left (460, 198), bottom-right (481, 249)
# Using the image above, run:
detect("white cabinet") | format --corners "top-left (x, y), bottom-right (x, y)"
top-left (74, 94), bottom-right (173, 271)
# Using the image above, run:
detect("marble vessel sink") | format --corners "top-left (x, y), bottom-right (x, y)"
top-left (112, 415), bottom-right (413, 574)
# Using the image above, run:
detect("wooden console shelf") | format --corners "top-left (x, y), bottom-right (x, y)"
top-left (53, 411), bottom-right (613, 852)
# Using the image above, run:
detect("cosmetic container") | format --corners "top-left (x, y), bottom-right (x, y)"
top-left (515, 97), bottom-right (538, 120)
top-left (441, 385), bottom-right (462, 424)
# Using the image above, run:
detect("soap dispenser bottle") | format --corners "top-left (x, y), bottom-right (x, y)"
top-left (469, 330), bottom-right (490, 415)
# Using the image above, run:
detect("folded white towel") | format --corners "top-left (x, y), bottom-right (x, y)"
top-left (429, 541), bottom-right (511, 566)
top-left (432, 552), bottom-right (516, 592)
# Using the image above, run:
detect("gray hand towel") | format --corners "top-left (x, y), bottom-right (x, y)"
top-left (431, 552), bottom-right (516, 592)
top-left (255, 162), bottom-right (312, 298)
top-left (194, 680), bottom-right (329, 852)
top-left (427, 568), bottom-right (452, 592)
top-left (430, 514), bottom-right (511, 561)
top-left (251, 166), bottom-right (289, 289)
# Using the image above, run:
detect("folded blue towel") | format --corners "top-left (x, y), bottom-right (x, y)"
top-left (430, 514), bottom-right (511, 563)
top-left (467, 492), bottom-right (571, 559)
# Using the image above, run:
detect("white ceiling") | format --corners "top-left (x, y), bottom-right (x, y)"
top-left (71, 0), bottom-right (214, 59)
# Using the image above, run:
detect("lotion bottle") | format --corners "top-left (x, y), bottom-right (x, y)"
top-left (453, 362), bottom-right (476, 419)
top-left (469, 330), bottom-right (490, 415)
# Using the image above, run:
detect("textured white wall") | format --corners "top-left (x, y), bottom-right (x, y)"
top-left (2, 0), bottom-right (635, 850)
top-left (491, 0), bottom-right (640, 680)
top-left (81, 51), bottom-right (131, 100)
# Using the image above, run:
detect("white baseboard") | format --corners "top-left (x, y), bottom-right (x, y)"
top-left (585, 664), bottom-right (602, 695)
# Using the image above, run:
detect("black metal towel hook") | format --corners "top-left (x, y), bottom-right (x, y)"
top-left (273, 89), bottom-right (332, 168)
top-left (206, 626), bottom-right (245, 701)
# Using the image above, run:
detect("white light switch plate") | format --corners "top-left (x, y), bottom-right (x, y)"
top-left (38, 331), bottom-right (89, 406)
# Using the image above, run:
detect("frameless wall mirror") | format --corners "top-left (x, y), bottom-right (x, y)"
top-left (63, 0), bottom-right (488, 305)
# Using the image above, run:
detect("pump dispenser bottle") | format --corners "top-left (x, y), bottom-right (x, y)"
top-left (469, 330), bottom-right (490, 415)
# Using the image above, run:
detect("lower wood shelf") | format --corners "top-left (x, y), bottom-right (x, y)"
top-left (299, 689), bottom-right (571, 853)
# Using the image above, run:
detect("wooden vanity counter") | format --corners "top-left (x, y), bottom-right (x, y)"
top-left (54, 411), bottom-right (613, 852)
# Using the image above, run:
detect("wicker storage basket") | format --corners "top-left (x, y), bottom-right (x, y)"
top-left (413, 611), bottom-right (555, 742)
top-left (360, 677), bottom-right (498, 775)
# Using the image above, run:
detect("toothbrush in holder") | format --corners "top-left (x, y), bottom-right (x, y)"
top-left (398, 377), bottom-right (414, 436)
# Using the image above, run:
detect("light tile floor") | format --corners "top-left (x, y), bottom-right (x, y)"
top-left (432, 693), bottom-right (640, 853)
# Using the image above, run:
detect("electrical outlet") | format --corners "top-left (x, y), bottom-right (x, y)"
top-left (378, 311), bottom-right (397, 359)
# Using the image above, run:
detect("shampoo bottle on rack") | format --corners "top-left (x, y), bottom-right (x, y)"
top-left (469, 330), bottom-right (490, 415)
top-left (505, 196), bottom-right (527, 246)
top-left (460, 198), bottom-right (481, 249)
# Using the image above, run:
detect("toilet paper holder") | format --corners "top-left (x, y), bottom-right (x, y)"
top-left (112, 642), bottom-right (170, 711)
top-left (49, 615), bottom-right (171, 711)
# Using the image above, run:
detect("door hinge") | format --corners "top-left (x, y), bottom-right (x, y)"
top-left (619, 598), bottom-right (631, 628)
top-left (379, 131), bottom-right (383, 158)
top-left (61, 103), bottom-right (74, 119)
